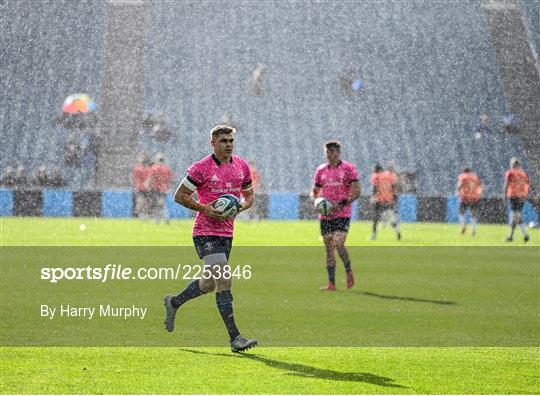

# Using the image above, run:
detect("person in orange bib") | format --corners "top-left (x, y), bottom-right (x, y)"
top-left (150, 153), bottom-right (173, 224)
top-left (456, 167), bottom-right (482, 236)
top-left (370, 164), bottom-right (401, 241)
top-left (504, 158), bottom-right (530, 242)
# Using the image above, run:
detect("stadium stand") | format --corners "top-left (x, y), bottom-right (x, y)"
top-left (143, 1), bottom-right (534, 196)
top-left (523, 0), bottom-right (540, 58)
top-left (1, 0), bottom-right (106, 181)
top-left (1, 0), bottom-right (537, 199)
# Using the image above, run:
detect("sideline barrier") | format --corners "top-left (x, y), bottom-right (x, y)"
top-left (0, 188), bottom-right (537, 223)
top-left (0, 188), bottom-right (13, 216)
top-left (43, 189), bottom-right (73, 217)
top-left (269, 192), bottom-right (299, 220)
top-left (399, 194), bottom-right (417, 222)
top-left (102, 190), bottom-right (132, 218)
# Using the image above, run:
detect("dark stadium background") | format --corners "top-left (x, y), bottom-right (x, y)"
top-left (1, 0), bottom-right (538, 222)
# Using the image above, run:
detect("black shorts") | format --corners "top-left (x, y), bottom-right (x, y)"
top-left (149, 192), bottom-right (166, 208)
top-left (374, 202), bottom-right (395, 220)
top-left (459, 201), bottom-right (479, 213)
top-left (320, 218), bottom-right (351, 236)
top-left (135, 191), bottom-right (151, 201)
top-left (193, 236), bottom-right (233, 260)
top-left (509, 198), bottom-right (525, 212)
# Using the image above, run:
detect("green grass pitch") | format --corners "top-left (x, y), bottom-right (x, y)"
top-left (1, 217), bottom-right (539, 394)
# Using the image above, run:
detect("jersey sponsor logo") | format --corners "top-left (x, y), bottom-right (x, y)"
top-left (210, 175), bottom-right (220, 182)
top-left (320, 173), bottom-right (346, 185)
top-left (324, 181), bottom-right (345, 187)
top-left (211, 187), bottom-right (241, 194)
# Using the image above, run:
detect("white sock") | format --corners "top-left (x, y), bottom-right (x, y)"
top-left (471, 217), bottom-right (477, 233)
top-left (519, 223), bottom-right (528, 237)
top-left (459, 215), bottom-right (466, 228)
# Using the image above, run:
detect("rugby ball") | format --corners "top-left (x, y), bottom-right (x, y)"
top-left (314, 197), bottom-right (333, 216)
top-left (213, 194), bottom-right (241, 218)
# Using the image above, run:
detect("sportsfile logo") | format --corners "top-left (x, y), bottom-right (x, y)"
top-left (41, 264), bottom-right (135, 283)
top-left (40, 264), bottom-right (252, 283)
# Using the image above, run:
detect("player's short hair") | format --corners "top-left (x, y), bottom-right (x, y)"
top-left (324, 140), bottom-right (341, 150)
top-left (511, 157), bottom-right (520, 167)
top-left (210, 124), bottom-right (236, 139)
top-left (374, 163), bottom-right (383, 172)
top-left (461, 166), bottom-right (472, 173)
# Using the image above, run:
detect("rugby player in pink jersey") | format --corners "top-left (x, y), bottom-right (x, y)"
top-left (310, 141), bottom-right (360, 291)
top-left (162, 125), bottom-right (257, 352)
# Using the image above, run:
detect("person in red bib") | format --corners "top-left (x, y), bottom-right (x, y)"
top-left (504, 158), bottom-right (530, 242)
top-left (132, 152), bottom-right (152, 219)
top-left (456, 167), bottom-right (482, 236)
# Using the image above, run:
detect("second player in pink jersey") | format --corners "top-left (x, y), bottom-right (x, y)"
top-left (162, 124), bottom-right (257, 353)
top-left (311, 140), bottom-right (360, 291)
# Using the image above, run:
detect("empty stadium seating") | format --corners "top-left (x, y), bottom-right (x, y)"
top-left (1, 1), bottom-right (536, 197)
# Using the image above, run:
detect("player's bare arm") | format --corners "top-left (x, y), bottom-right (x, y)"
top-left (340, 181), bottom-right (360, 206)
top-left (174, 183), bottom-right (224, 219)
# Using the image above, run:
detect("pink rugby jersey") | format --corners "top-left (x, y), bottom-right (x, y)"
top-left (183, 154), bottom-right (252, 237)
top-left (313, 160), bottom-right (359, 220)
